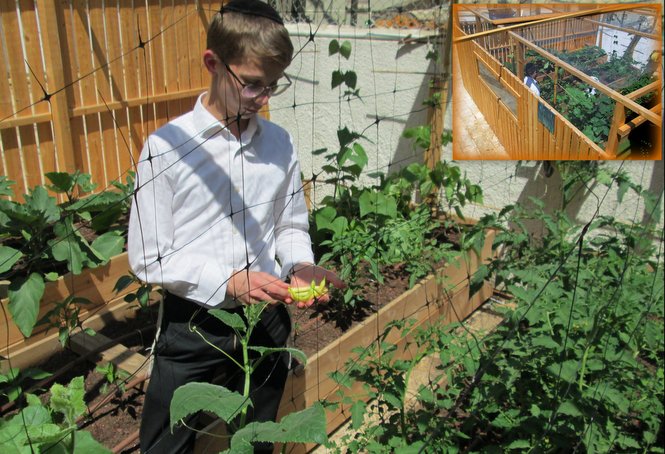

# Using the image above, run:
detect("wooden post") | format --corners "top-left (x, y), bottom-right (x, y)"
top-left (425, 75), bottom-right (443, 168)
top-left (516, 41), bottom-right (525, 81)
top-left (605, 101), bottom-right (625, 157)
top-left (36, 0), bottom-right (78, 173)
top-left (426, 5), bottom-right (453, 168)
top-left (553, 64), bottom-right (558, 105)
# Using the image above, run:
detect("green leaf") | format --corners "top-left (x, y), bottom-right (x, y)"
top-left (314, 207), bottom-right (348, 237)
top-left (531, 335), bottom-right (561, 350)
top-left (337, 127), bottom-right (360, 149)
top-left (90, 231), bottom-right (124, 261)
top-left (394, 443), bottom-right (426, 454)
top-left (506, 439), bottom-right (532, 449)
top-left (332, 70), bottom-right (344, 89)
top-left (230, 402), bottom-right (327, 449)
top-left (208, 309), bottom-right (247, 333)
top-left (0, 245), bottom-right (22, 274)
top-left (44, 272), bottom-right (59, 282)
top-left (0, 176), bottom-right (15, 197)
top-left (358, 191), bottom-right (397, 218)
top-left (25, 186), bottom-right (60, 223)
top-left (339, 40), bottom-right (352, 59)
top-left (558, 400), bottom-right (582, 417)
top-left (50, 236), bottom-right (85, 275)
top-left (90, 205), bottom-right (123, 232)
top-left (350, 143), bottom-right (368, 169)
top-left (50, 376), bottom-right (87, 425)
top-left (248, 347), bottom-right (307, 368)
top-left (8, 272), bottom-right (45, 337)
top-left (45, 171), bottom-right (75, 193)
top-left (72, 430), bottom-right (112, 453)
top-left (350, 400), bottom-right (365, 429)
top-left (546, 360), bottom-right (579, 384)
top-left (344, 71), bottom-right (357, 89)
top-left (470, 264), bottom-right (489, 296)
top-left (113, 275), bottom-right (135, 293)
top-left (328, 39), bottom-right (339, 56)
top-left (21, 368), bottom-right (52, 381)
top-left (170, 382), bottom-right (250, 429)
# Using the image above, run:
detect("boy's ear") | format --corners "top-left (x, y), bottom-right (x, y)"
top-left (203, 50), bottom-right (219, 74)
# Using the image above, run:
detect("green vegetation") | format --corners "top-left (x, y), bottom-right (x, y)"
top-left (170, 302), bottom-right (327, 452)
top-left (327, 163), bottom-right (664, 452)
top-left (0, 172), bottom-right (133, 338)
top-left (526, 47), bottom-right (657, 149)
top-left (0, 376), bottom-right (110, 453)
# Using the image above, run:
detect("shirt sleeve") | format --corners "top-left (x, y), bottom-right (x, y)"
top-left (273, 137), bottom-right (315, 279)
top-left (127, 137), bottom-right (233, 307)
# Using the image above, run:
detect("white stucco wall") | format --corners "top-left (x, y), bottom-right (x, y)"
top-left (271, 24), bottom-right (437, 193)
top-left (271, 24), bottom-right (663, 233)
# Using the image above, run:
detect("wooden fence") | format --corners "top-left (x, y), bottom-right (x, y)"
top-left (1, 0), bottom-right (224, 198)
top-left (458, 7), bottom-right (598, 67)
top-left (454, 24), bottom-right (611, 160)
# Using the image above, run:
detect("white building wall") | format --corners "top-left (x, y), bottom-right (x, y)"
top-left (271, 24), bottom-right (664, 232)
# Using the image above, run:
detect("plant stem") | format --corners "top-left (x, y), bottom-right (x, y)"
top-left (578, 344), bottom-right (593, 392)
top-left (239, 336), bottom-right (251, 429)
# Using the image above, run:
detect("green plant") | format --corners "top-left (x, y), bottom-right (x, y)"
top-left (0, 172), bottom-right (129, 338)
top-left (114, 271), bottom-right (161, 310)
top-left (95, 363), bottom-right (130, 395)
top-left (0, 367), bottom-right (51, 405)
top-left (310, 43), bottom-right (482, 311)
top-left (38, 296), bottom-right (98, 347)
top-left (326, 318), bottom-right (481, 453)
top-left (0, 376), bottom-right (110, 453)
top-left (329, 39), bottom-right (359, 99)
top-left (329, 165), bottom-right (664, 452)
top-left (169, 302), bottom-right (327, 452)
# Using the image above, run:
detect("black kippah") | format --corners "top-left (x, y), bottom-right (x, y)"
top-left (221, 0), bottom-right (284, 25)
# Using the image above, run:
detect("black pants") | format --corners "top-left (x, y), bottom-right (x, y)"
top-left (139, 293), bottom-right (291, 453)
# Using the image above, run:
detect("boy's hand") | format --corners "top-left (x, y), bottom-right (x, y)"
top-left (227, 270), bottom-right (290, 305)
top-left (288, 263), bottom-right (346, 309)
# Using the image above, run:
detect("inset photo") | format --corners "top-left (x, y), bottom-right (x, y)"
top-left (452, 3), bottom-right (662, 160)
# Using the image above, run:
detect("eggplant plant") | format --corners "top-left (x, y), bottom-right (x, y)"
top-left (0, 172), bottom-right (132, 338)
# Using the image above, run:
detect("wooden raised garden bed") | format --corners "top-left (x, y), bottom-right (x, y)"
top-left (194, 228), bottom-right (496, 453)
top-left (0, 252), bottom-right (140, 372)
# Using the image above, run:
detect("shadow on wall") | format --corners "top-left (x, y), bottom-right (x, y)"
top-left (514, 161), bottom-right (664, 240)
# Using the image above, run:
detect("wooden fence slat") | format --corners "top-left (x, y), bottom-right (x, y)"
top-left (18, 125), bottom-right (41, 189)
top-left (0, 2), bottom-right (220, 193)
top-left (1, 129), bottom-right (26, 197)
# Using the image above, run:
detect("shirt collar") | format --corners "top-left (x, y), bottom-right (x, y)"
top-left (193, 92), bottom-right (262, 144)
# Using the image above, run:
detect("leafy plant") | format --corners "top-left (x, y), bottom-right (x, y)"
top-left (95, 363), bottom-right (130, 395)
top-left (0, 376), bottom-right (110, 453)
top-left (169, 302), bottom-right (327, 452)
top-left (0, 172), bottom-right (129, 338)
top-left (329, 164), bottom-right (664, 452)
top-left (329, 39), bottom-right (359, 99)
top-left (0, 367), bottom-right (51, 406)
top-left (309, 44), bottom-right (483, 311)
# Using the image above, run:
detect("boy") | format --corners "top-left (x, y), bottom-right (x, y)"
top-left (128, 1), bottom-right (343, 452)
top-left (524, 62), bottom-right (540, 97)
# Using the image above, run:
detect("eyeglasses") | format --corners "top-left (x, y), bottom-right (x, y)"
top-left (223, 62), bottom-right (292, 99)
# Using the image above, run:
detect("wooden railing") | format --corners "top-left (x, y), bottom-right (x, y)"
top-left (454, 24), bottom-right (611, 160)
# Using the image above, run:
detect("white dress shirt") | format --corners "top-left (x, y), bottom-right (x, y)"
top-left (524, 76), bottom-right (540, 97)
top-left (128, 93), bottom-right (314, 308)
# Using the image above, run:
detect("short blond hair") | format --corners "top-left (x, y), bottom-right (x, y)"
top-left (207, 7), bottom-right (293, 69)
